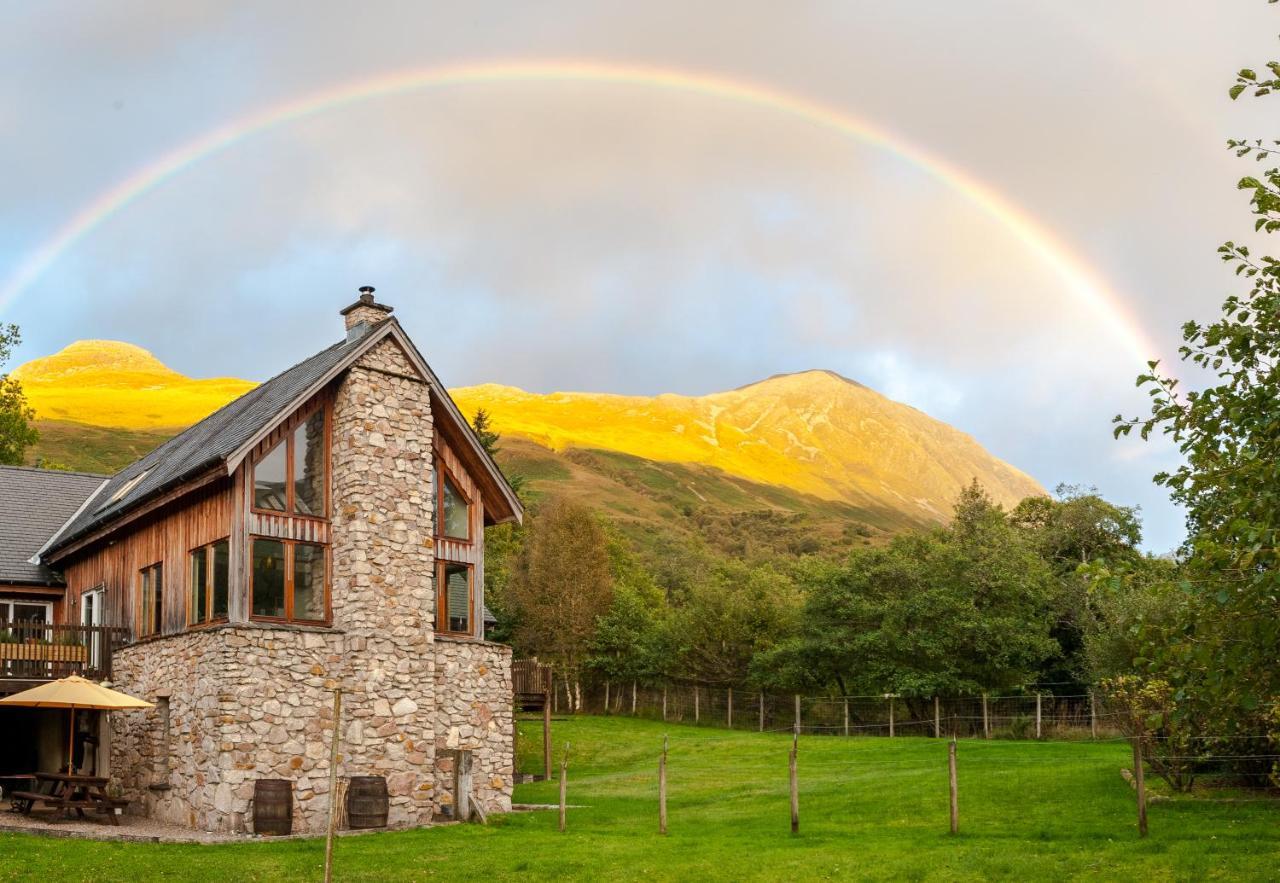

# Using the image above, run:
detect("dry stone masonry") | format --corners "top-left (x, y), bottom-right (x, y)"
top-left (109, 336), bottom-right (514, 833)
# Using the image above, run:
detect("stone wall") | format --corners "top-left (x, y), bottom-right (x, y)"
top-left (432, 636), bottom-right (514, 816)
top-left (107, 336), bottom-right (514, 833)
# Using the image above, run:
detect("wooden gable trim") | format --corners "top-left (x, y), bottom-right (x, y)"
top-left (389, 323), bottom-right (523, 526)
top-left (44, 466), bottom-right (227, 565)
top-left (223, 321), bottom-right (401, 477)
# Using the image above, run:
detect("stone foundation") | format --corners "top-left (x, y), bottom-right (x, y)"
top-left (110, 625), bottom-right (513, 833)
top-left (432, 637), bottom-right (514, 815)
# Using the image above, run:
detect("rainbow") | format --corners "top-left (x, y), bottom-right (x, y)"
top-left (0, 59), bottom-right (1160, 365)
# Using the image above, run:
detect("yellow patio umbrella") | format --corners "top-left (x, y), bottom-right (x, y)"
top-left (0, 674), bottom-right (152, 774)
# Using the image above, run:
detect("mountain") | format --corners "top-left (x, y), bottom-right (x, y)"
top-left (14, 342), bottom-right (1045, 547)
top-left (450, 371), bottom-right (1043, 520)
top-left (12, 340), bottom-right (256, 429)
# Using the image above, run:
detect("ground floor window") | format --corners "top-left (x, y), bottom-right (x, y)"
top-left (189, 539), bottom-right (230, 625)
top-left (250, 537), bottom-right (328, 623)
top-left (436, 561), bottom-right (473, 636)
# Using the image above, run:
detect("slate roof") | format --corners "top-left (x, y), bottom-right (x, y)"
top-left (43, 322), bottom-right (382, 557)
top-left (0, 466), bottom-right (106, 585)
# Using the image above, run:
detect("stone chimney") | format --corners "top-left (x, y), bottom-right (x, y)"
top-left (340, 286), bottom-right (394, 336)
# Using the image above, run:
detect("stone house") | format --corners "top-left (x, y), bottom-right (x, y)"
top-left (0, 290), bottom-right (522, 832)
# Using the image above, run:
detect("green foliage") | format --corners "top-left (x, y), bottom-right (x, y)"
top-left (1114, 21), bottom-right (1280, 747)
top-left (507, 498), bottom-right (614, 679)
top-left (471, 407), bottom-right (501, 457)
top-left (668, 560), bottom-right (802, 687)
top-left (756, 484), bottom-right (1058, 697)
top-left (0, 323), bottom-right (39, 465)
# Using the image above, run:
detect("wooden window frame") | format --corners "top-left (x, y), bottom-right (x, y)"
top-left (250, 404), bottom-right (331, 522)
top-left (188, 538), bottom-right (230, 628)
top-left (138, 562), bottom-right (163, 638)
top-left (435, 560), bottom-right (474, 637)
top-left (249, 536), bottom-right (331, 626)
top-left (436, 461), bottom-right (473, 544)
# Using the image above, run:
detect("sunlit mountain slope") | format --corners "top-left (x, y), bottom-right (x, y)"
top-left (13, 340), bottom-right (256, 429)
top-left (451, 370), bottom-right (1043, 518)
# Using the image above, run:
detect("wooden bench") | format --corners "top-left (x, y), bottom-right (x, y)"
top-left (13, 773), bottom-right (128, 825)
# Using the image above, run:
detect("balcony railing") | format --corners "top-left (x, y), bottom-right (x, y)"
top-left (0, 621), bottom-right (128, 684)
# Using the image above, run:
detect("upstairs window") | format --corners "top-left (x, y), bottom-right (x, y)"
top-left (139, 562), bottom-right (163, 637)
top-left (438, 467), bottom-right (471, 541)
top-left (253, 408), bottom-right (328, 517)
top-left (189, 539), bottom-right (230, 625)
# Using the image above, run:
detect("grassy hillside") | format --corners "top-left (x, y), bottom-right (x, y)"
top-left (25, 420), bottom-right (177, 475)
top-left (499, 437), bottom-right (892, 560)
top-left (3, 716), bottom-right (1275, 881)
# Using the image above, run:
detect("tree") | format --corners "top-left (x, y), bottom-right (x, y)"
top-left (757, 485), bottom-right (1058, 699)
top-left (0, 324), bottom-right (38, 465)
top-left (1011, 485), bottom-right (1144, 685)
top-left (1115, 17), bottom-right (1280, 741)
top-left (670, 560), bottom-right (801, 687)
top-left (507, 498), bottom-right (614, 710)
top-left (471, 408), bottom-right (501, 457)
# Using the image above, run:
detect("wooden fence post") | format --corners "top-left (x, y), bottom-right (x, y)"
top-left (658, 734), bottom-right (668, 835)
top-left (982, 693), bottom-right (990, 739)
top-left (1090, 690), bottom-right (1098, 740)
top-left (727, 687), bottom-right (733, 729)
top-left (558, 742), bottom-right (570, 832)
top-left (324, 687), bottom-right (341, 883)
top-left (887, 695), bottom-right (895, 738)
top-left (604, 681), bottom-right (610, 715)
top-left (543, 690), bottom-right (552, 782)
top-left (759, 692), bottom-right (765, 733)
top-left (1133, 737), bottom-right (1148, 837)
top-left (948, 738), bottom-right (958, 835)
top-left (662, 685), bottom-right (668, 721)
top-left (632, 681), bottom-right (637, 715)
top-left (694, 686), bottom-right (700, 724)
top-left (453, 749), bottom-right (473, 823)
top-left (794, 694), bottom-right (801, 734)
top-left (843, 698), bottom-right (850, 738)
top-left (789, 726), bottom-right (799, 835)
top-left (1035, 693), bottom-right (1042, 740)
top-left (934, 696), bottom-right (941, 739)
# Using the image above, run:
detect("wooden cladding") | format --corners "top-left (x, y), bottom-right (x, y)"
top-left (435, 435), bottom-right (486, 638)
top-left (61, 481), bottom-right (232, 638)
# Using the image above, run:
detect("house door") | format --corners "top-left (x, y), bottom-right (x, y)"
top-left (81, 588), bottom-right (104, 670)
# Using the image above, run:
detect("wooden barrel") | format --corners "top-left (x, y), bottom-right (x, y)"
top-left (346, 776), bottom-right (388, 829)
top-left (253, 779), bottom-right (292, 836)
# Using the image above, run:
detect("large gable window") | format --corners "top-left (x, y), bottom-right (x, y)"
top-left (438, 466), bottom-right (471, 541)
top-left (251, 537), bottom-right (327, 624)
top-left (253, 408), bottom-right (328, 517)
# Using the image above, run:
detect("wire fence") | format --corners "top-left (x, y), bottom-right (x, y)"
top-left (516, 713), bottom-right (1279, 849)
top-left (567, 680), bottom-right (1116, 740)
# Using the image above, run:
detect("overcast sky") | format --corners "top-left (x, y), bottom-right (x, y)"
top-left (2, 1), bottom-right (1276, 551)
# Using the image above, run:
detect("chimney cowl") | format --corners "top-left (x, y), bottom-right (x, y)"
top-left (340, 285), bottom-right (394, 333)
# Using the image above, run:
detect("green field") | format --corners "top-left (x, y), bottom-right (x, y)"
top-left (0, 716), bottom-right (1275, 881)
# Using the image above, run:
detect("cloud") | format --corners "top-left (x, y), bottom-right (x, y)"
top-left (3, 0), bottom-right (1272, 553)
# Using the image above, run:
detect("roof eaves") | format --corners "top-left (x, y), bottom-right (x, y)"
top-left (33, 477), bottom-right (110, 564)
top-left (387, 322), bottom-right (523, 525)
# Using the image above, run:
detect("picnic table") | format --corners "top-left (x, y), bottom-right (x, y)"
top-left (9, 772), bottom-right (128, 824)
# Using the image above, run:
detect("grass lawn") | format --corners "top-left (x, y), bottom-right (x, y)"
top-left (0, 715), bottom-right (1275, 881)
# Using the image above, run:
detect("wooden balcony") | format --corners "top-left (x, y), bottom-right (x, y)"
top-left (0, 621), bottom-right (128, 691)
